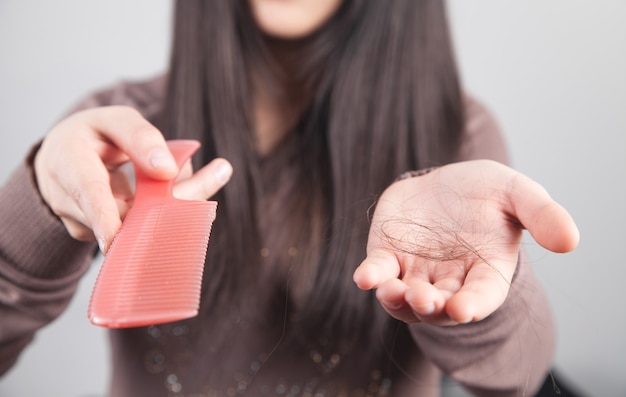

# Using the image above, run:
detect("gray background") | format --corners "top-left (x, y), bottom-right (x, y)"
top-left (1, 1), bottom-right (624, 396)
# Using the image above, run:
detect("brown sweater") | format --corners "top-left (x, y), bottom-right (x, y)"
top-left (0, 77), bottom-right (554, 397)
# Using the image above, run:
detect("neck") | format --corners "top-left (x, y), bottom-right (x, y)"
top-left (252, 45), bottom-right (309, 156)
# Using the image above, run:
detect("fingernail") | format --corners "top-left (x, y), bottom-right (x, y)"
top-left (97, 238), bottom-right (106, 255)
top-left (150, 149), bottom-right (177, 171)
top-left (215, 161), bottom-right (233, 185)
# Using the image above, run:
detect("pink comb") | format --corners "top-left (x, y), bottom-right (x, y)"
top-left (88, 140), bottom-right (217, 328)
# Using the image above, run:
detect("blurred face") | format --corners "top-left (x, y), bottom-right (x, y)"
top-left (248, 0), bottom-right (343, 39)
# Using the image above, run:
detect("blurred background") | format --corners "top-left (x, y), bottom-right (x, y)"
top-left (0, 1), bottom-right (624, 396)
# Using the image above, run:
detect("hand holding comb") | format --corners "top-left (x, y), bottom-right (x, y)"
top-left (88, 139), bottom-right (217, 328)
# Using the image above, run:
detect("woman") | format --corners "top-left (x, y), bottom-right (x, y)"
top-left (0, 1), bottom-right (578, 396)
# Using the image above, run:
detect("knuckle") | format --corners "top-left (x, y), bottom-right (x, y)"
top-left (64, 178), bottom-right (116, 218)
top-left (69, 186), bottom-right (82, 204)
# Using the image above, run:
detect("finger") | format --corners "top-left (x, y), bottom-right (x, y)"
top-left (173, 158), bottom-right (233, 201)
top-left (353, 250), bottom-right (401, 290)
top-left (375, 279), bottom-right (419, 323)
top-left (404, 279), bottom-right (446, 318)
top-left (444, 260), bottom-right (514, 323)
top-left (55, 174), bottom-right (132, 248)
top-left (507, 173), bottom-right (579, 253)
top-left (61, 153), bottom-right (123, 253)
top-left (37, 139), bottom-right (122, 252)
top-left (78, 106), bottom-right (179, 180)
top-left (51, 159), bottom-right (133, 250)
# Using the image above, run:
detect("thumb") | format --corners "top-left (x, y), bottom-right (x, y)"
top-left (508, 172), bottom-right (579, 253)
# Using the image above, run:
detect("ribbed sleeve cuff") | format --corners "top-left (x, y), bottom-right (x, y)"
top-left (0, 148), bottom-right (96, 279)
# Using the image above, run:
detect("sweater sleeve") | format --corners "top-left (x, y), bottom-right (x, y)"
top-left (0, 159), bottom-right (96, 375)
top-left (455, 95), bottom-right (511, 165)
top-left (0, 76), bottom-right (165, 376)
top-left (407, 96), bottom-right (555, 396)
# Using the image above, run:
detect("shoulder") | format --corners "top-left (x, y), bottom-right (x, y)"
top-left (65, 74), bottom-right (166, 122)
top-left (457, 94), bottom-right (511, 165)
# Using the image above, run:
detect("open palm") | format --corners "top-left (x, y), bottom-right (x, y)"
top-left (354, 160), bottom-right (579, 326)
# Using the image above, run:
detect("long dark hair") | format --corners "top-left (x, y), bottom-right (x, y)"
top-left (158, 0), bottom-right (464, 359)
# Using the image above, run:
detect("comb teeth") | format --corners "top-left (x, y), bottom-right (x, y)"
top-left (88, 199), bottom-right (217, 328)
top-left (88, 139), bottom-right (217, 329)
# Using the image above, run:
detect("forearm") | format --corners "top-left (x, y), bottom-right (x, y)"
top-left (409, 252), bottom-right (555, 396)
